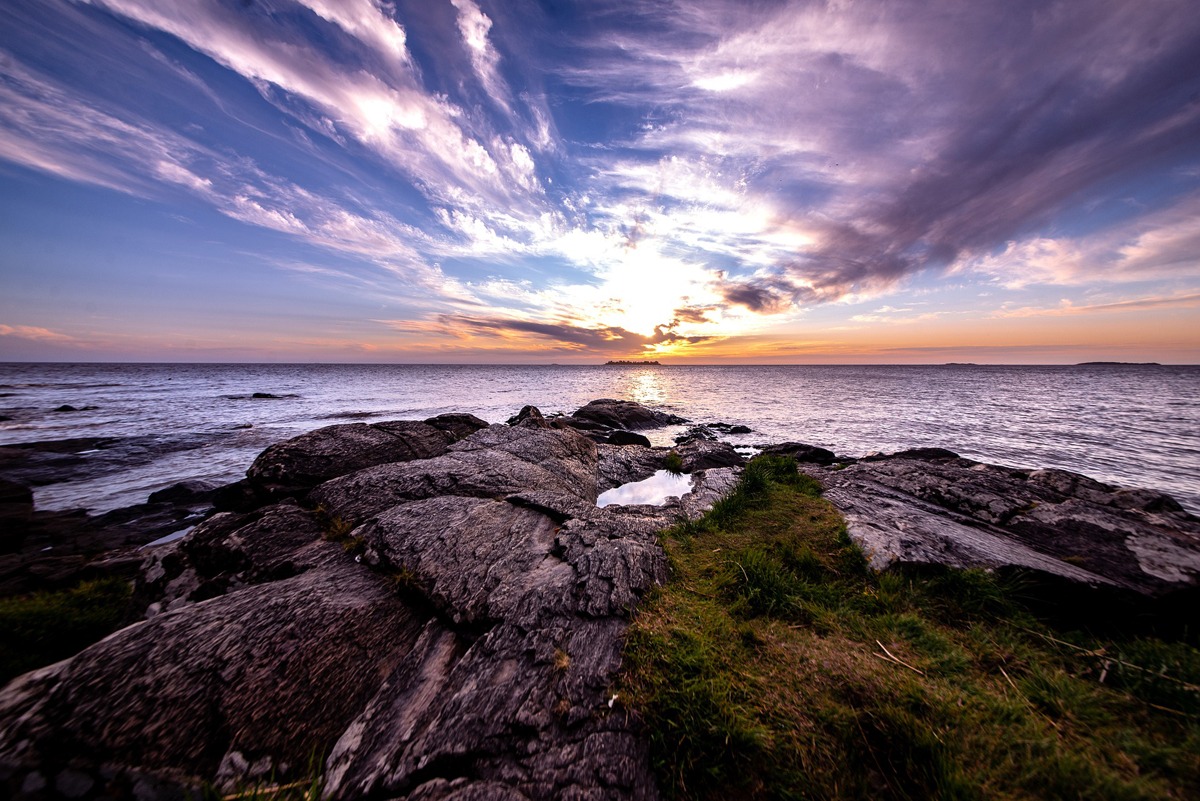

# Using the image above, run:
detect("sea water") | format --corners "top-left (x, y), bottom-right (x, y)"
top-left (1, 362), bottom-right (1197, 514)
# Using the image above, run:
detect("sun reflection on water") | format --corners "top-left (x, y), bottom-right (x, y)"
top-left (626, 369), bottom-right (667, 406)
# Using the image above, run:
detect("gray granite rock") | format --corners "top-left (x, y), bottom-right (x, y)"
top-left (805, 454), bottom-right (1200, 600)
top-left (311, 424), bottom-right (599, 524)
top-left (0, 561), bottom-right (425, 796)
top-left (2, 414), bottom-right (741, 800)
top-left (673, 439), bottom-right (743, 471)
top-left (246, 419), bottom-right (457, 496)
top-left (570, 399), bottom-right (686, 430)
top-left (595, 444), bottom-right (663, 492)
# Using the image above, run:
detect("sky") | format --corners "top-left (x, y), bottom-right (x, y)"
top-left (1, 0), bottom-right (1199, 364)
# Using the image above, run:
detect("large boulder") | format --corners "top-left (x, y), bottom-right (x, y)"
top-left (0, 561), bottom-right (425, 796)
top-left (570, 399), bottom-right (686, 430)
top-left (423, 412), bottom-right (490, 441)
top-left (310, 424), bottom-right (599, 524)
top-left (804, 453), bottom-right (1200, 607)
top-left (246, 420), bottom-right (456, 496)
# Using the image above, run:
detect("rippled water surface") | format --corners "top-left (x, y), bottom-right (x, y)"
top-left (1, 362), bottom-right (1197, 514)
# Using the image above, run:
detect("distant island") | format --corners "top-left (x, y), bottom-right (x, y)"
top-left (1077, 361), bottom-right (1162, 366)
top-left (604, 359), bottom-right (660, 365)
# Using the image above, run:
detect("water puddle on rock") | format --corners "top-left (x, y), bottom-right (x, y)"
top-left (139, 526), bottom-right (194, 549)
top-left (597, 470), bottom-right (693, 507)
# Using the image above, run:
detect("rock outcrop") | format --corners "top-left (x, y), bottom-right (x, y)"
top-left (245, 414), bottom-right (488, 498)
top-left (803, 449), bottom-right (1200, 612)
top-left (568, 399), bottom-right (686, 431)
top-left (0, 405), bottom-right (723, 801)
top-left (5, 398), bottom-right (1199, 800)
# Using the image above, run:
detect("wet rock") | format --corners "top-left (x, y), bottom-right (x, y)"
top-left (210, 478), bottom-right (272, 513)
top-left (607, 430), bottom-right (652, 447)
top-left (673, 425), bottom-right (717, 444)
top-left (247, 420), bottom-right (455, 496)
top-left (134, 500), bottom-right (334, 616)
top-left (549, 415), bottom-right (612, 434)
top-left (860, 447), bottom-right (959, 462)
top-left (758, 442), bottom-right (840, 465)
top-left (53, 405), bottom-right (78, 413)
top-left (146, 480), bottom-right (215, 506)
top-left (0, 494), bottom-right (208, 596)
top-left (507, 405), bottom-right (551, 429)
top-left (673, 439), bottom-right (744, 471)
top-left (0, 479), bottom-right (33, 521)
top-left (0, 480), bottom-right (33, 553)
top-left (679, 423), bottom-right (752, 444)
top-left (803, 453), bottom-right (1200, 608)
top-left (571, 399), bottom-right (686, 430)
top-left (424, 413), bottom-right (490, 441)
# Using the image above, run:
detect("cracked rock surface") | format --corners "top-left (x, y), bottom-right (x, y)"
top-left (804, 450), bottom-right (1200, 602)
top-left (0, 406), bottom-right (722, 801)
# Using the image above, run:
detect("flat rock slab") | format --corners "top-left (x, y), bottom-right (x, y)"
top-left (805, 452), bottom-right (1200, 601)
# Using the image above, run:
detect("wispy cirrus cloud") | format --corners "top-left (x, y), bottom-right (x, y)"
top-left (994, 292), bottom-right (1200, 319)
top-left (0, 324), bottom-right (82, 344)
top-left (83, 0), bottom-right (545, 213)
top-left (1, 0), bottom-right (1197, 361)
top-left (962, 191), bottom-right (1200, 288)
top-left (557, 0), bottom-right (1200, 313)
top-left (0, 52), bottom-right (466, 294)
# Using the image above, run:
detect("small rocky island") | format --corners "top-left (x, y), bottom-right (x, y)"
top-left (1, 399), bottom-right (1198, 799)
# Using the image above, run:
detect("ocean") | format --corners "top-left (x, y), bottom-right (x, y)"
top-left (1, 362), bottom-right (1198, 515)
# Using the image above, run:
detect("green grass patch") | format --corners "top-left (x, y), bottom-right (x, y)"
top-left (621, 455), bottom-right (1200, 800)
top-left (0, 577), bottom-right (133, 684)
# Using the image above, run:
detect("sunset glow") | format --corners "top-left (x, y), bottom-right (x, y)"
top-left (1, 0), bottom-right (1199, 363)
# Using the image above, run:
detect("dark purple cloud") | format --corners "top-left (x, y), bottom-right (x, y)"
top-left (436, 314), bottom-right (714, 352)
top-left (560, 0), bottom-right (1200, 308)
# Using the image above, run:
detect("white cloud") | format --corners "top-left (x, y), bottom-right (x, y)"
top-left (0, 324), bottom-right (80, 343)
top-left (295, 0), bottom-right (410, 64)
top-left (85, 0), bottom-right (541, 211)
top-left (960, 192), bottom-right (1200, 287)
top-left (450, 0), bottom-right (510, 110)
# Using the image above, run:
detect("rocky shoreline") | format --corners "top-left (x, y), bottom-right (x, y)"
top-left (1, 398), bottom-right (1198, 799)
